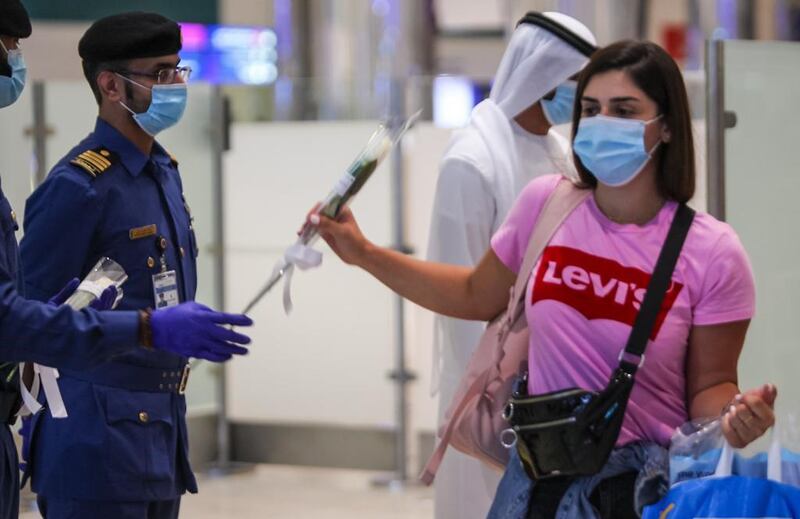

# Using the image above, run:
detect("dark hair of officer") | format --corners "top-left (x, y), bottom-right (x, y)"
top-left (570, 40), bottom-right (695, 203)
top-left (0, 0), bottom-right (31, 38)
top-left (78, 11), bottom-right (182, 104)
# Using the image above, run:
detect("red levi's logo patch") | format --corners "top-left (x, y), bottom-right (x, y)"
top-left (532, 246), bottom-right (683, 340)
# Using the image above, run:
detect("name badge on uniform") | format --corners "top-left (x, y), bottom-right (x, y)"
top-left (153, 270), bottom-right (180, 309)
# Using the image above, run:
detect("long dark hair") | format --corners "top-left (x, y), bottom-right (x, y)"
top-left (571, 41), bottom-right (695, 203)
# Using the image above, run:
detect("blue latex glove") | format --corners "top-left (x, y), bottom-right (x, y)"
top-left (48, 277), bottom-right (119, 310)
top-left (150, 302), bottom-right (253, 362)
top-left (47, 278), bottom-right (80, 306)
top-left (90, 285), bottom-right (119, 311)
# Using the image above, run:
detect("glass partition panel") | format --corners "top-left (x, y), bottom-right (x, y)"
top-left (223, 121), bottom-right (396, 426)
top-left (42, 81), bottom-right (96, 172)
top-left (721, 40), bottom-right (800, 416)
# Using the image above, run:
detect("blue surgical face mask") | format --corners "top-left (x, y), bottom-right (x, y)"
top-left (573, 114), bottom-right (663, 187)
top-left (117, 74), bottom-right (187, 136)
top-left (0, 41), bottom-right (27, 108)
top-left (541, 80), bottom-right (577, 126)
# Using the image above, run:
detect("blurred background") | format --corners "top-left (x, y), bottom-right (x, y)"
top-left (3, 1), bottom-right (800, 517)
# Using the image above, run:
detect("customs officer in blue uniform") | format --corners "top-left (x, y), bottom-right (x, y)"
top-left (0, 3), bottom-right (255, 518)
top-left (20, 11), bottom-right (241, 519)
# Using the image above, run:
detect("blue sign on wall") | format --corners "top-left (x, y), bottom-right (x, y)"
top-left (180, 23), bottom-right (278, 85)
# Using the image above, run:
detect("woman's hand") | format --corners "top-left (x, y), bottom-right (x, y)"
top-left (308, 207), bottom-right (372, 266)
top-left (721, 383), bottom-right (777, 448)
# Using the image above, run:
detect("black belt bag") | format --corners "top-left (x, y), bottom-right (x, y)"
top-left (502, 204), bottom-right (695, 480)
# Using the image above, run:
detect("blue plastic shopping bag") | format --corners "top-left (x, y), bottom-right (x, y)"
top-left (644, 429), bottom-right (800, 518)
top-left (643, 475), bottom-right (800, 518)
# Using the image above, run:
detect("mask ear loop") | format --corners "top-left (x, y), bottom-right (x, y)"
top-left (624, 116), bottom-right (664, 183)
top-left (115, 73), bottom-right (152, 116)
top-left (644, 114), bottom-right (666, 155)
top-left (1, 39), bottom-right (23, 58)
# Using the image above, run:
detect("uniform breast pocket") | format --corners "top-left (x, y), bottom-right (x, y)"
top-left (109, 230), bottom-right (160, 296)
top-left (100, 386), bottom-right (176, 482)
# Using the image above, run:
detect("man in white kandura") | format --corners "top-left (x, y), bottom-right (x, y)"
top-left (427, 11), bottom-right (597, 519)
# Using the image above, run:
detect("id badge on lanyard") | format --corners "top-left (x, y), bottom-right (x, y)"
top-left (153, 235), bottom-right (180, 308)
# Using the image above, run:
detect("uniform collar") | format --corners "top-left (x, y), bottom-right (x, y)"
top-left (93, 118), bottom-right (173, 176)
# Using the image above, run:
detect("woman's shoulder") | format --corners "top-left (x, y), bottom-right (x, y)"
top-left (516, 174), bottom-right (569, 207)
top-left (498, 175), bottom-right (569, 235)
top-left (685, 209), bottom-right (749, 261)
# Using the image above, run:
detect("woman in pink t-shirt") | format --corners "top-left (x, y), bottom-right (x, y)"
top-left (309, 41), bottom-right (775, 518)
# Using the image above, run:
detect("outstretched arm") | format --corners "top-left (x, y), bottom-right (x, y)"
top-left (311, 208), bottom-right (515, 321)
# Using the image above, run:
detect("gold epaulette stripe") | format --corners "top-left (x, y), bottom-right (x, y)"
top-left (71, 157), bottom-right (101, 177)
top-left (80, 151), bottom-right (111, 169)
top-left (76, 155), bottom-right (106, 172)
top-left (85, 150), bottom-right (111, 167)
top-left (70, 148), bottom-right (116, 178)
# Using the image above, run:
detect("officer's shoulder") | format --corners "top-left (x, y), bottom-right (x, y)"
top-left (67, 146), bottom-right (120, 180)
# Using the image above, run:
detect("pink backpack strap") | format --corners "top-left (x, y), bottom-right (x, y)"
top-left (420, 368), bottom-right (493, 484)
top-left (506, 179), bottom-right (590, 321)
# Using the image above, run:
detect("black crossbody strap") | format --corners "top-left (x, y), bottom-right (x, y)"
top-left (621, 204), bottom-right (695, 374)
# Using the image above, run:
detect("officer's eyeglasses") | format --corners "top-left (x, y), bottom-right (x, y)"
top-left (117, 65), bottom-right (192, 84)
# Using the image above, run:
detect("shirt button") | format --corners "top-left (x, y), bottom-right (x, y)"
top-left (147, 256), bottom-right (155, 268)
top-left (180, 247), bottom-right (185, 257)
top-left (138, 411), bottom-right (149, 423)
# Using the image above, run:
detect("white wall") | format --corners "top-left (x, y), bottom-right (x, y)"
top-left (403, 125), bottom-right (457, 433)
top-left (218, 0), bottom-right (272, 26)
top-left (23, 22), bottom-right (91, 82)
top-left (224, 121), bottom-right (396, 426)
top-left (434, 0), bottom-right (507, 32)
top-left (0, 87), bottom-right (35, 231)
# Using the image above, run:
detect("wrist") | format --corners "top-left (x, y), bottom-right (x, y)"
top-left (355, 240), bottom-right (377, 269)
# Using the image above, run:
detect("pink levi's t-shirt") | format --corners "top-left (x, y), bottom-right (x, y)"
top-left (490, 175), bottom-right (756, 447)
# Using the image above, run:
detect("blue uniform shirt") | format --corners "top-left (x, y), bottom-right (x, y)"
top-left (20, 118), bottom-right (199, 501)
